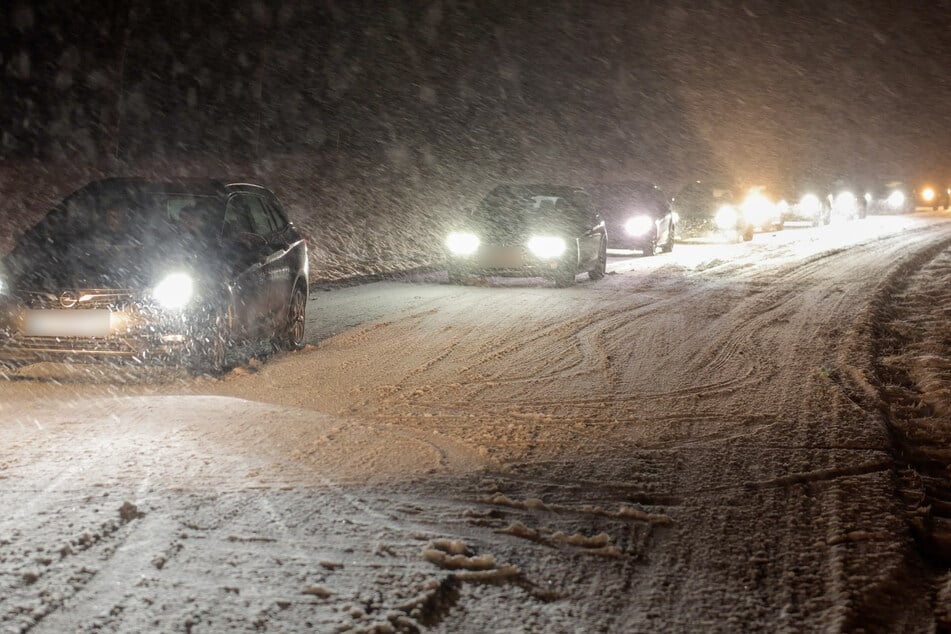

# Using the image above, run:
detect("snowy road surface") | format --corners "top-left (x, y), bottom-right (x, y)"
top-left (2, 213), bottom-right (951, 632)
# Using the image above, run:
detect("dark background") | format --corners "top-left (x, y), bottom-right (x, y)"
top-left (1, 1), bottom-right (950, 221)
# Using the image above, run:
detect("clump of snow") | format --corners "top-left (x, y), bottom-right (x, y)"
top-left (422, 540), bottom-right (496, 571)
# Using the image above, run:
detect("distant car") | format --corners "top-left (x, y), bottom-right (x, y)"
top-left (587, 181), bottom-right (674, 255)
top-left (916, 183), bottom-right (950, 210)
top-left (777, 183), bottom-right (831, 227)
top-left (671, 180), bottom-right (754, 241)
top-left (739, 185), bottom-right (784, 234)
top-left (445, 184), bottom-right (606, 287)
top-left (866, 180), bottom-right (916, 214)
top-left (0, 178), bottom-right (309, 372)
top-left (826, 179), bottom-right (868, 221)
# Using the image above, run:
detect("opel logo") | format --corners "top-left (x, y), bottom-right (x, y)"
top-left (59, 291), bottom-right (79, 308)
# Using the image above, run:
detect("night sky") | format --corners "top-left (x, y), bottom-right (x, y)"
top-left (2, 0), bottom-right (951, 192)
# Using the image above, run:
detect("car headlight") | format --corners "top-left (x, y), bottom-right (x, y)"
top-left (446, 231), bottom-right (480, 256)
top-left (742, 193), bottom-right (774, 225)
top-left (799, 194), bottom-right (821, 216)
top-left (714, 205), bottom-right (739, 230)
top-left (887, 190), bottom-right (905, 208)
top-left (624, 215), bottom-right (653, 236)
top-left (527, 236), bottom-right (567, 259)
top-left (922, 187), bottom-right (936, 202)
top-left (153, 272), bottom-right (194, 310)
top-left (834, 191), bottom-right (856, 211)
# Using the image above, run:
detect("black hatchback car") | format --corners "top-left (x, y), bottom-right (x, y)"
top-left (445, 184), bottom-right (606, 287)
top-left (0, 178), bottom-right (309, 372)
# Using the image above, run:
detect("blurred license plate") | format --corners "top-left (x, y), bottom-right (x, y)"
top-left (481, 247), bottom-right (523, 268)
top-left (23, 310), bottom-right (111, 338)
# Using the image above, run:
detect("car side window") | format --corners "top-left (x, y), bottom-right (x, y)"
top-left (223, 195), bottom-right (255, 237)
top-left (246, 196), bottom-right (276, 236)
top-left (265, 196), bottom-right (289, 231)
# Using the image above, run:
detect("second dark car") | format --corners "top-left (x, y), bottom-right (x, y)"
top-left (0, 177), bottom-right (309, 372)
top-left (587, 181), bottom-right (674, 255)
top-left (445, 184), bottom-right (606, 287)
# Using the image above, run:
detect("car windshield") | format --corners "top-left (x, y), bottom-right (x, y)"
top-left (472, 187), bottom-right (585, 223)
top-left (673, 182), bottom-right (733, 212)
top-left (588, 182), bottom-right (664, 218)
top-left (18, 183), bottom-right (223, 251)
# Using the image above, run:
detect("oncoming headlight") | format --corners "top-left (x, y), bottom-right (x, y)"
top-left (887, 190), bottom-right (905, 208)
top-left (446, 231), bottom-right (480, 256)
top-left (624, 215), bottom-right (653, 236)
top-left (153, 272), bottom-right (194, 310)
top-left (714, 205), bottom-right (739, 230)
top-left (922, 187), bottom-right (936, 202)
top-left (799, 194), bottom-right (822, 216)
top-left (527, 236), bottom-right (567, 259)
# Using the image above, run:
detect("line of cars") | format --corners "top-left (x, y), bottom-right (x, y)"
top-left (0, 177), bottom-right (309, 373)
top-left (444, 175), bottom-right (945, 287)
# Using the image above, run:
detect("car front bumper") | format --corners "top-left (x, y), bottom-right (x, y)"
top-left (0, 295), bottom-right (202, 364)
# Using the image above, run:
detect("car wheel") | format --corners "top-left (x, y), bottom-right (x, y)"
top-left (277, 284), bottom-right (307, 351)
top-left (659, 224), bottom-right (675, 253)
top-left (588, 238), bottom-right (607, 281)
top-left (190, 308), bottom-right (229, 375)
top-left (742, 226), bottom-right (754, 242)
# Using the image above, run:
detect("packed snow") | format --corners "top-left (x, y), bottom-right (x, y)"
top-left (1, 212), bottom-right (951, 631)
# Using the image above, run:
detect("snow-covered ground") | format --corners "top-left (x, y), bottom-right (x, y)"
top-left (2, 212), bottom-right (951, 632)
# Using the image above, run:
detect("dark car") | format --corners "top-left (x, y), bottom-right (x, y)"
top-left (866, 180), bottom-right (916, 214)
top-left (670, 180), bottom-right (754, 241)
top-left (445, 184), bottom-right (606, 287)
top-left (826, 178), bottom-right (868, 221)
top-left (587, 181), bottom-right (674, 255)
top-left (777, 182), bottom-right (831, 227)
top-left (915, 182), bottom-right (951, 210)
top-left (0, 177), bottom-right (309, 372)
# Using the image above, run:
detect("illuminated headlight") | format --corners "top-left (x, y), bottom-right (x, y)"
top-left (715, 205), bottom-right (739, 230)
top-left (446, 231), bottom-right (480, 256)
top-left (624, 215), bottom-right (653, 236)
top-left (153, 272), bottom-right (194, 310)
top-left (742, 193), bottom-right (774, 225)
top-left (834, 191), bottom-right (857, 212)
top-left (527, 236), bottom-right (567, 259)
top-left (799, 194), bottom-right (821, 216)
top-left (922, 187), bottom-right (936, 202)
top-left (887, 190), bottom-right (905, 208)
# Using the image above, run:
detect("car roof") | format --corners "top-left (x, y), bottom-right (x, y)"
top-left (87, 177), bottom-right (270, 197)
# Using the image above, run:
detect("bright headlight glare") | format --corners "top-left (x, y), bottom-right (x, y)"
top-left (153, 272), bottom-right (194, 309)
top-left (887, 190), bottom-right (905, 208)
top-left (624, 215), bottom-right (653, 236)
top-left (714, 205), bottom-right (738, 230)
top-left (527, 236), bottom-right (567, 259)
top-left (742, 193), bottom-right (774, 224)
top-left (446, 231), bottom-right (480, 256)
top-left (834, 191), bottom-right (856, 211)
top-left (923, 187), bottom-right (936, 202)
top-left (800, 194), bottom-right (821, 216)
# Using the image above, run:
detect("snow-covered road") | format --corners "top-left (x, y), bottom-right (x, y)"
top-left (2, 212), bottom-right (951, 632)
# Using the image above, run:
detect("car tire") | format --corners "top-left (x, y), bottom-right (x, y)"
top-left (276, 283), bottom-right (307, 351)
top-left (588, 238), bottom-right (607, 281)
top-left (742, 226), bottom-right (754, 242)
top-left (659, 224), bottom-right (675, 253)
top-left (190, 307), bottom-right (229, 375)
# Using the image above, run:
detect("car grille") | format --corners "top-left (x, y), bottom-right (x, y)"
top-left (20, 289), bottom-right (139, 310)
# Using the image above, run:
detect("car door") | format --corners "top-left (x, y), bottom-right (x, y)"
top-left (244, 194), bottom-right (293, 321)
top-left (222, 194), bottom-right (271, 339)
top-left (575, 201), bottom-right (603, 269)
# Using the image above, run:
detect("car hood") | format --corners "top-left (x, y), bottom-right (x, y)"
top-left (4, 236), bottom-right (221, 292)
